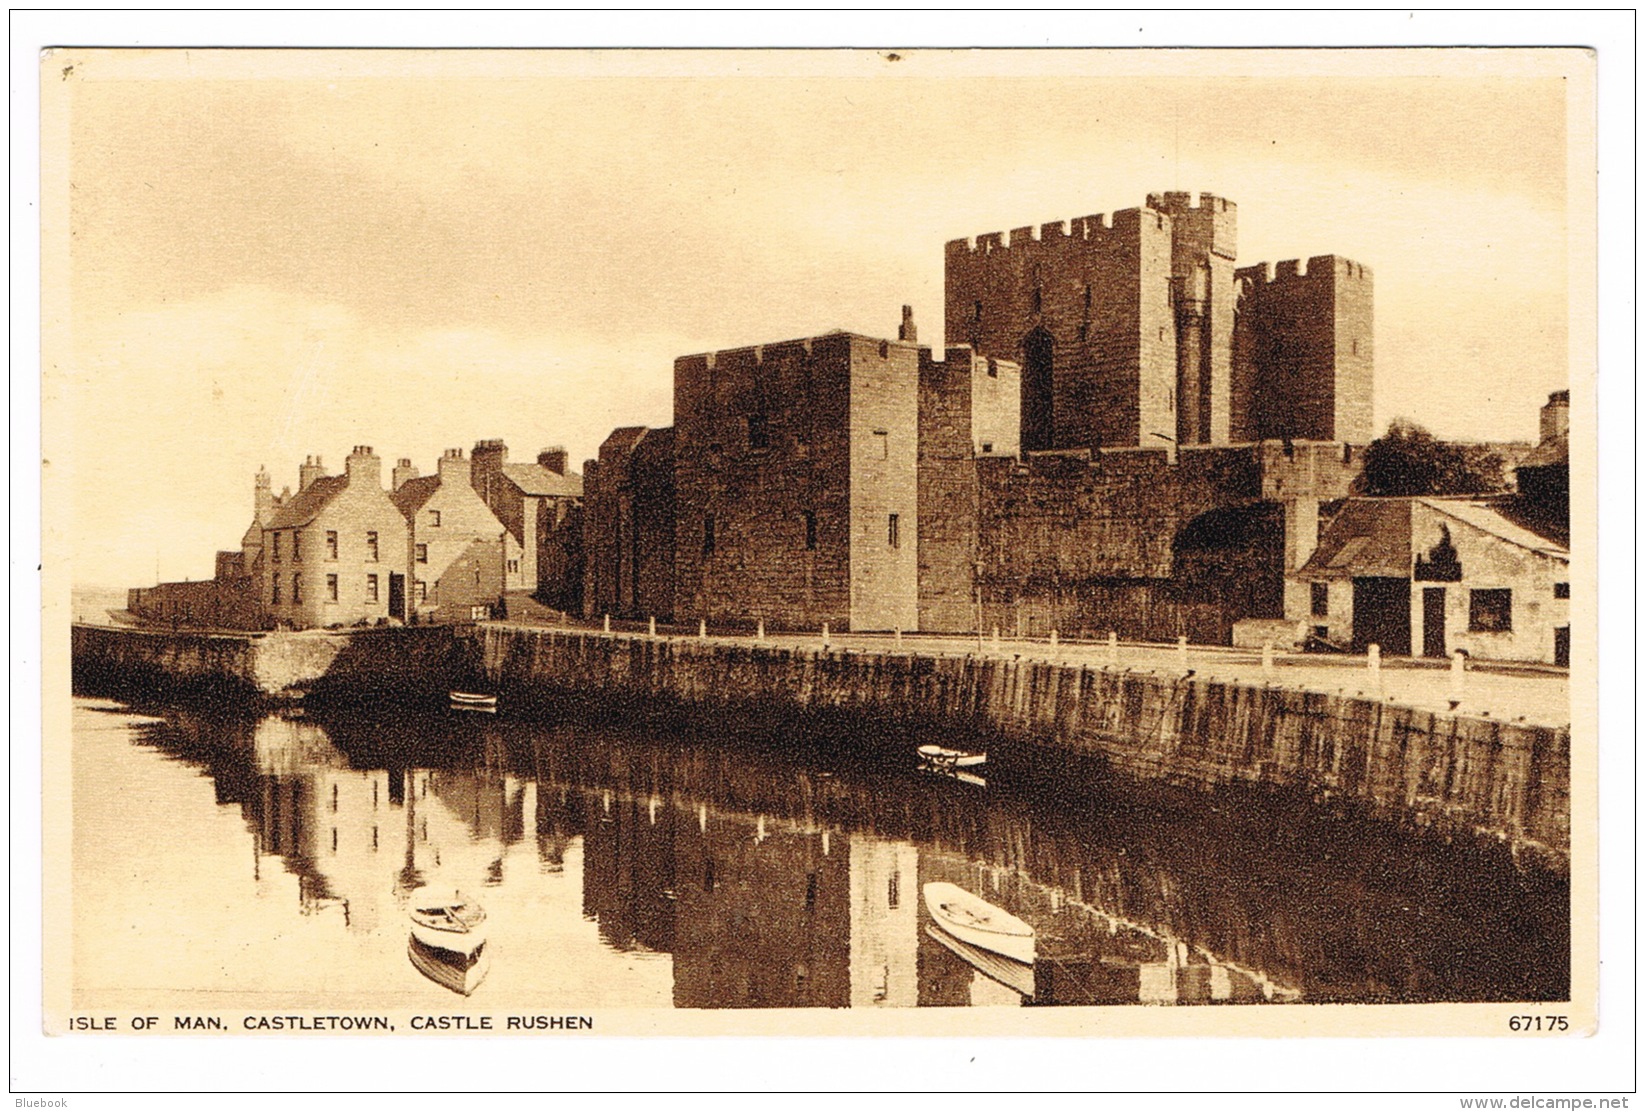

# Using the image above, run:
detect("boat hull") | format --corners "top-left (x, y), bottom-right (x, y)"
top-left (408, 935), bottom-right (491, 996)
top-left (923, 882), bottom-right (1035, 965)
top-left (410, 920), bottom-right (488, 955)
top-left (917, 744), bottom-right (986, 769)
top-left (925, 925), bottom-right (1035, 998)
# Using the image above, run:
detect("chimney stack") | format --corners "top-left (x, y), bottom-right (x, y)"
top-left (298, 455), bottom-right (326, 492)
top-left (344, 445), bottom-right (382, 488)
top-left (898, 304), bottom-right (918, 343)
top-left (471, 438), bottom-right (508, 500)
top-left (254, 467), bottom-right (273, 524)
top-left (392, 457), bottom-right (420, 491)
top-left (1540, 389), bottom-right (1569, 443)
top-left (537, 446), bottom-right (568, 475)
top-left (438, 447), bottom-right (472, 485)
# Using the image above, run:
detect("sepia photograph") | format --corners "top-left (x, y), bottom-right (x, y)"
top-left (18, 16), bottom-right (1631, 1099)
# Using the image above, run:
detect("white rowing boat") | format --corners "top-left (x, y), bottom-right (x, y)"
top-left (409, 890), bottom-right (488, 956)
top-left (408, 934), bottom-right (491, 996)
top-left (924, 925), bottom-right (1035, 998)
top-left (917, 744), bottom-right (986, 769)
top-left (450, 691), bottom-right (497, 712)
top-left (924, 881), bottom-right (1035, 966)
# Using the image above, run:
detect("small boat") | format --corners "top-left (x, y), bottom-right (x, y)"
top-left (924, 881), bottom-right (1035, 966)
top-left (924, 925), bottom-right (1035, 999)
top-left (917, 762), bottom-right (987, 789)
top-left (409, 890), bottom-right (488, 956)
top-left (408, 934), bottom-right (491, 996)
top-left (449, 691), bottom-right (497, 713)
top-left (917, 744), bottom-right (986, 769)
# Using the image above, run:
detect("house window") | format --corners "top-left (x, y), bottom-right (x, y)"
top-left (873, 430), bottom-right (889, 460)
top-left (973, 299), bottom-right (983, 322)
top-left (1031, 287), bottom-right (1042, 314)
top-left (272, 533), bottom-right (282, 563)
top-left (292, 574), bottom-right (303, 604)
top-left (803, 510), bottom-right (817, 551)
top-left (415, 579), bottom-right (427, 603)
top-left (888, 513), bottom-right (900, 549)
top-left (1076, 323), bottom-right (1089, 342)
top-left (1311, 582), bottom-right (1329, 618)
top-left (291, 533), bottom-right (302, 562)
top-left (703, 515), bottom-right (716, 556)
top-left (429, 510), bottom-right (441, 528)
top-left (1469, 588), bottom-right (1513, 633)
top-left (365, 531), bottom-right (379, 562)
top-left (271, 577), bottom-right (281, 605)
top-left (986, 358), bottom-right (998, 378)
top-left (325, 530), bottom-right (338, 560)
top-left (747, 413), bottom-right (768, 450)
top-left (507, 559), bottom-right (519, 575)
top-left (887, 871), bottom-right (900, 910)
top-left (1083, 285), bottom-right (1092, 311)
top-left (326, 574), bottom-right (339, 602)
top-left (415, 543), bottom-right (428, 564)
top-left (1554, 582), bottom-right (1570, 599)
top-left (366, 574), bottom-right (379, 603)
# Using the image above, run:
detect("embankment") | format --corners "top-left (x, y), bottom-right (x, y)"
top-left (479, 626), bottom-right (1570, 871)
top-left (69, 622), bottom-right (1570, 870)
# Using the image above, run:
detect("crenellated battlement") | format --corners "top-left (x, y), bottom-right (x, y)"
top-left (1238, 255), bottom-right (1373, 289)
top-left (945, 206), bottom-right (1159, 259)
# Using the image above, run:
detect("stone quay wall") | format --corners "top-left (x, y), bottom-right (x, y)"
top-left (479, 625), bottom-right (1569, 869)
top-left (70, 622), bottom-right (1569, 870)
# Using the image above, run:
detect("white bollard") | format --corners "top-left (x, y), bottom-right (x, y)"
top-left (991, 627), bottom-right (1001, 652)
top-left (1108, 631), bottom-right (1119, 665)
top-left (1450, 649), bottom-right (1466, 701)
top-left (648, 615), bottom-right (656, 637)
top-left (821, 621), bottom-right (830, 649)
top-left (603, 613), bottom-right (611, 634)
top-left (1262, 640), bottom-right (1274, 677)
top-left (756, 618), bottom-right (765, 643)
top-left (1177, 635), bottom-right (1189, 670)
top-left (1368, 643), bottom-right (1382, 692)
top-left (1050, 628), bottom-right (1059, 650)
top-left (894, 626), bottom-right (903, 649)
top-left (699, 618), bottom-right (707, 640)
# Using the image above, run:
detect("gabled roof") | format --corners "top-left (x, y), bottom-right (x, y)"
top-left (390, 474), bottom-right (441, 520)
top-left (265, 475), bottom-right (347, 530)
top-left (500, 462), bottom-right (582, 499)
top-left (1299, 499), bottom-right (1412, 578)
top-left (1417, 498), bottom-right (1569, 560)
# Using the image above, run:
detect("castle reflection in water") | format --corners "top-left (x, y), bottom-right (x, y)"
top-left (90, 699), bottom-right (1568, 1008)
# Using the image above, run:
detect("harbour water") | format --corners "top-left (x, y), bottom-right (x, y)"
top-left (70, 696), bottom-right (1569, 1012)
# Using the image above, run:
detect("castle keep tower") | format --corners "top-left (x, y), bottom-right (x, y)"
top-left (946, 193), bottom-right (1371, 452)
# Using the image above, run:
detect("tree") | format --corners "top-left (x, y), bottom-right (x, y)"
top-left (1357, 419), bottom-right (1508, 497)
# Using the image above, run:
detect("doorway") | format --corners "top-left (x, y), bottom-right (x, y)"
top-left (1422, 587), bottom-right (1447, 658)
top-left (388, 572), bottom-right (405, 620)
top-left (1352, 577), bottom-right (1411, 655)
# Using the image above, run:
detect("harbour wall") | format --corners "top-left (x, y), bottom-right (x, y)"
top-left (69, 622), bottom-right (1570, 869)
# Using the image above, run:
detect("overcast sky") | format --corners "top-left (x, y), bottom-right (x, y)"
top-left (47, 50), bottom-right (1582, 587)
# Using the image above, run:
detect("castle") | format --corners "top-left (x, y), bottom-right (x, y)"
top-left (122, 192), bottom-right (1574, 666)
top-left (581, 192), bottom-right (1371, 641)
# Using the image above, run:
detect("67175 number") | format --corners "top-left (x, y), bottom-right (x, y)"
top-left (1509, 1015), bottom-right (1569, 1032)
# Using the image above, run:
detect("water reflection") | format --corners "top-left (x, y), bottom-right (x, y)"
top-left (72, 697), bottom-right (1569, 1009)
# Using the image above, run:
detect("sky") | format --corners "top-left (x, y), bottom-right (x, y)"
top-left (45, 49), bottom-right (1584, 588)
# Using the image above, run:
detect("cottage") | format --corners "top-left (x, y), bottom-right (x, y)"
top-left (1290, 496), bottom-right (1569, 665)
top-left (470, 440), bottom-right (585, 615)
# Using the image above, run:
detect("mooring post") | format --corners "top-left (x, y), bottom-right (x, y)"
top-left (821, 621), bottom-right (830, 649)
top-left (894, 626), bottom-right (903, 649)
top-left (648, 615), bottom-right (656, 638)
top-left (1108, 631), bottom-right (1118, 665)
top-left (1177, 635), bottom-right (1188, 670)
top-left (1368, 642), bottom-right (1381, 690)
top-left (1262, 640), bottom-right (1274, 677)
top-left (757, 618), bottom-right (766, 643)
top-left (1049, 628), bottom-right (1059, 651)
top-left (603, 613), bottom-right (611, 635)
top-left (698, 618), bottom-right (707, 640)
top-left (1450, 649), bottom-right (1466, 702)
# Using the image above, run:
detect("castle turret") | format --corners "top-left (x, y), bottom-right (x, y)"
top-left (344, 445), bottom-right (382, 488)
top-left (898, 305), bottom-right (918, 344)
top-left (392, 457), bottom-right (420, 491)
